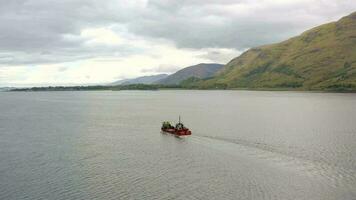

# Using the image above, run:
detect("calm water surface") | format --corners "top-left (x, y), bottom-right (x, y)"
top-left (1, 90), bottom-right (356, 200)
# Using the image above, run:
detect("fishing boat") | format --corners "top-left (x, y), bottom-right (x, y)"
top-left (161, 116), bottom-right (192, 136)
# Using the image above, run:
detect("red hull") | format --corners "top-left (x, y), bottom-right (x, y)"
top-left (161, 128), bottom-right (192, 136)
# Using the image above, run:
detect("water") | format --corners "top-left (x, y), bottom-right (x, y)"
top-left (0, 90), bottom-right (356, 200)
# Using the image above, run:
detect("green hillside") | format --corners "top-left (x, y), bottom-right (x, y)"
top-left (193, 11), bottom-right (356, 91)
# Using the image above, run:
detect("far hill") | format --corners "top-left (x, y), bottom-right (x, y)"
top-left (111, 74), bottom-right (168, 85)
top-left (0, 87), bottom-right (15, 92)
top-left (193, 11), bottom-right (356, 91)
top-left (156, 63), bottom-right (224, 85)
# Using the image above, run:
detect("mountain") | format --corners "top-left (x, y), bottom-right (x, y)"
top-left (156, 63), bottom-right (224, 85)
top-left (194, 11), bottom-right (356, 91)
top-left (111, 74), bottom-right (168, 85)
top-left (110, 79), bottom-right (127, 85)
top-left (0, 87), bottom-right (15, 92)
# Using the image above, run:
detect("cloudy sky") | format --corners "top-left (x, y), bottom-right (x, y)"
top-left (0, 0), bottom-right (355, 86)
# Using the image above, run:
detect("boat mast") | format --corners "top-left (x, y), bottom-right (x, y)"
top-left (179, 115), bottom-right (181, 124)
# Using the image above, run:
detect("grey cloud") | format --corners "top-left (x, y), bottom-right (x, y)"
top-left (0, 0), bottom-right (355, 66)
top-left (0, 0), bottom-right (132, 66)
top-left (0, 44), bottom-right (142, 66)
top-left (129, 0), bottom-right (356, 49)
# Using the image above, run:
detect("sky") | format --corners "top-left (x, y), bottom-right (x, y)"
top-left (0, 0), bottom-right (355, 87)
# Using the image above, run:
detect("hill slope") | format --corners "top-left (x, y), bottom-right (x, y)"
top-left (195, 12), bottom-right (356, 91)
top-left (111, 74), bottom-right (168, 85)
top-left (156, 63), bottom-right (224, 85)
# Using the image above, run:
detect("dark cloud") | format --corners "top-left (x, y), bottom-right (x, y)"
top-left (0, 0), bottom-right (355, 66)
top-left (0, 0), bottom-right (130, 66)
top-left (130, 0), bottom-right (356, 49)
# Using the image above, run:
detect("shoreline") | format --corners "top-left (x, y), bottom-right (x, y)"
top-left (5, 86), bottom-right (356, 93)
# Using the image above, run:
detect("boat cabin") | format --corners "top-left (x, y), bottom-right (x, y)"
top-left (175, 122), bottom-right (185, 130)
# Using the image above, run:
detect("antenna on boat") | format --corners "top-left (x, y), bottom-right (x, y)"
top-left (179, 115), bottom-right (181, 124)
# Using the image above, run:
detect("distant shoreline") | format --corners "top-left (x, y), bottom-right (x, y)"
top-left (5, 84), bottom-right (356, 93)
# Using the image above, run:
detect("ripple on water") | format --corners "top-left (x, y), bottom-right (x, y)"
top-left (190, 134), bottom-right (356, 199)
top-left (1, 91), bottom-right (356, 200)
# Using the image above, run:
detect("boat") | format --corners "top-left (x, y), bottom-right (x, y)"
top-left (161, 116), bottom-right (192, 136)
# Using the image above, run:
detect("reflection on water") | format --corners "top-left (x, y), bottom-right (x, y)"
top-left (0, 90), bottom-right (355, 199)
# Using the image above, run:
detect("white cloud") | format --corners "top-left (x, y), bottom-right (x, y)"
top-left (1, 42), bottom-right (224, 86)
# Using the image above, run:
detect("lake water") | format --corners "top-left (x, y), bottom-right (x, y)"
top-left (1, 90), bottom-right (356, 200)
